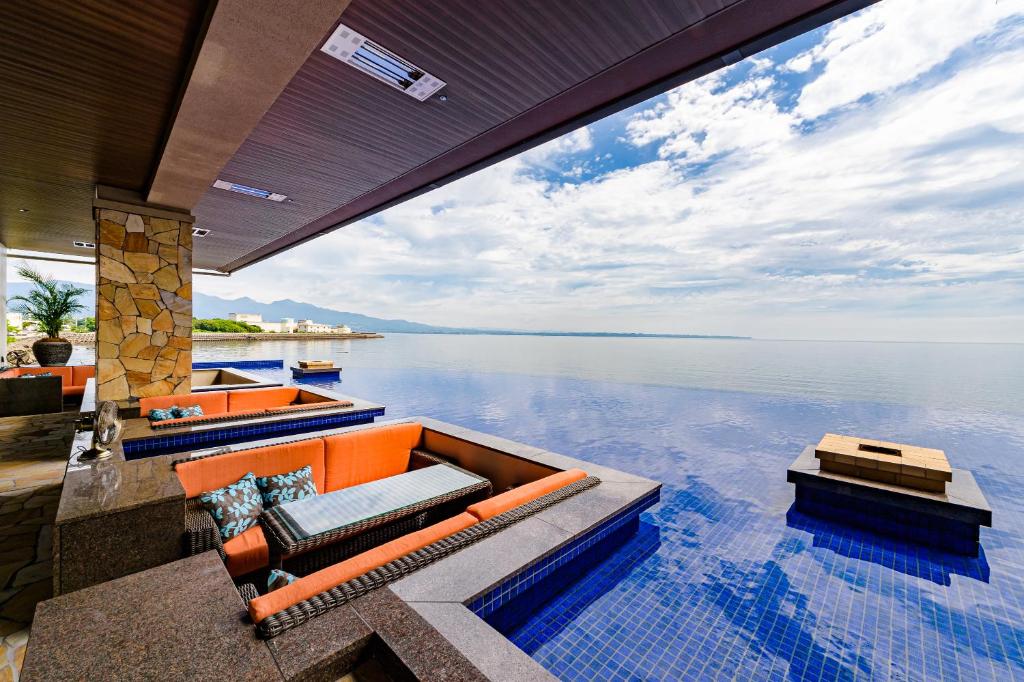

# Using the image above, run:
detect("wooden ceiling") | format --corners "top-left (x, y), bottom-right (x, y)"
top-left (0, 0), bottom-right (870, 272)
top-left (194, 0), bottom-right (741, 270)
top-left (0, 1), bottom-right (208, 255)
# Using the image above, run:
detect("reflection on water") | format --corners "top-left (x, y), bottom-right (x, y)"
top-left (785, 507), bottom-right (991, 586)
top-left (71, 335), bottom-right (1024, 679)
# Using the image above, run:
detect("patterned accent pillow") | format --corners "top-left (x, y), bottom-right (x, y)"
top-left (173, 404), bottom-right (204, 418)
top-left (256, 466), bottom-right (318, 508)
top-left (267, 568), bottom-right (297, 592)
top-left (148, 407), bottom-right (176, 421)
top-left (199, 472), bottom-right (263, 540)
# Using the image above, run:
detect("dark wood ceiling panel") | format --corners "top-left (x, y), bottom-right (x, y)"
top-left (0, 0), bottom-right (207, 253)
top-left (1, 0), bottom-right (869, 271)
top-left (192, 0), bottom-right (734, 269)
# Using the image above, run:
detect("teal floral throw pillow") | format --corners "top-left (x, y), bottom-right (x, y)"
top-left (199, 472), bottom-right (263, 540)
top-left (173, 405), bottom-right (204, 418)
top-left (267, 568), bottom-right (297, 592)
top-left (148, 407), bottom-right (176, 421)
top-left (256, 466), bottom-right (318, 508)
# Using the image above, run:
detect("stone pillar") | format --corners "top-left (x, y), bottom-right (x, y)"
top-left (95, 208), bottom-right (192, 403)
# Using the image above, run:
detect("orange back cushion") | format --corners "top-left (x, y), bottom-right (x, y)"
top-left (12, 367), bottom-right (72, 385)
top-left (139, 391), bottom-right (228, 417)
top-left (248, 511), bottom-right (476, 623)
top-left (227, 387), bottom-right (300, 413)
top-left (175, 438), bottom-right (326, 498)
top-left (71, 365), bottom-right (95, 386)
top-left (323, 422), bottom-right (423, 492)
top-left (466, 469), bottom-right (588, 521)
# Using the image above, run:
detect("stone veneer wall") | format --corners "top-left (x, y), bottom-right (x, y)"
top-left (96, 209), bottom-right (192, 402)
top-left (0, 412), bottom-right (77, 681)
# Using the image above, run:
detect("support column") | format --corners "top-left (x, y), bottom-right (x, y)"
top-left (0, 241), bottom-right (7, 364)
top-left (95, 207), bottom-right (193, 403)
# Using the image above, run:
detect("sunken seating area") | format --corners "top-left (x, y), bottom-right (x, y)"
top-left (140, 386), bottom-right (354, 429)
top-left (172, 418), bottom-right (600, 637)
top-left (176, 422), bottom-right (489, 577)
top-left (247, 467), bottom-right (596, 637)
top-left (0, 364), bottom-right (95, 400)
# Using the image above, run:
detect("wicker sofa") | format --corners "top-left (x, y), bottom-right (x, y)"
top-left (246, 466), bottom-right (598, 637)
top-left (0, 364), bottom-right (94, 400)
top-left (140, 386), bottom-right (353, 429)
top-left (176, 422), bottom-right (490, 578)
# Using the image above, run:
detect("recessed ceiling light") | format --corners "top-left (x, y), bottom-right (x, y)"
top-left (73, 241), bottom-right (95, 249)
top-left (18, 208), bottom-right (29, 213)
top-left (212, 179), bottom-right (287, 202)
top-left (321, 24), bottom-right (446, 101)
top-left (192, 227), bottom-right (211, 237)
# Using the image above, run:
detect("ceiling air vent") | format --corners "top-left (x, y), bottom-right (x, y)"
top-left (321, 24), bottom-right (446, 101)
top-left (73, 241), bottom-right (95, 249)
top-left (213, 179), bottom-right (288, 202)
top-left (192, 227), bottom-right (211, 237)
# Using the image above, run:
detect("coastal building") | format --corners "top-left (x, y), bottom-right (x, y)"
top-left (5, 311), bottom-right (23, 328)
top-left (295, 319), bottom-right (351, 334)
top-left (228, 313), bottom-right (350, 334)
top-left (228, 313), bottom-right (297, 333)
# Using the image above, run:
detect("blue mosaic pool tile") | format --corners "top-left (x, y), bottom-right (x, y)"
top-left (191, 359), bottom-right (284, 370)
top-left (122, 407), bottom-right (385, 458)
top-left (472, 488), bottom-right (660, 622)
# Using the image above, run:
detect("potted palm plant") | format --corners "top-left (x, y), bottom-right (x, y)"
top-left (9, 265), bottom-right (87, 366)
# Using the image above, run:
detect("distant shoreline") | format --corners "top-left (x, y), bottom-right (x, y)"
top-left (193, 332), bottom-right (384, 341)
top-left (57, 330), bottom-right (749, 345)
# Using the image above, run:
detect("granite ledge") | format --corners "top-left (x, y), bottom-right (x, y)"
top-left (56, 453), bottom-right (183, 525)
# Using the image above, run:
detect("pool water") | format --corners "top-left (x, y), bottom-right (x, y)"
top-left (179, 338), bottom-right (1024, 681)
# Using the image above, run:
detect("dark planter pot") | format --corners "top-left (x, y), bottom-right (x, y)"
top-left (32, 338), bottom-right (73, 366)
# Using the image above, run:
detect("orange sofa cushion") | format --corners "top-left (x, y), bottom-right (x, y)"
top-left (71, 365), bottom-right (95, 386)
top-left (266, 401), bottom-right (352, 414)
top-left (249, 512), bottom-right (477, 623)
top-left (223, 525), bottom-right (270, 577)
top-left (5, 367), bottom-right (73, 386)
top-left (139, 391), bottom-right (228, 417)
top-left (175, 438), bottom-right (326, 498)
top-left (323, 422), bottom-right (423, 492)
top-left (227, 387), bottom-right (300, 413)
top-left (62, 385), bottom-right (85, 398)
top-left (466, 469), bottom-right (588, 521)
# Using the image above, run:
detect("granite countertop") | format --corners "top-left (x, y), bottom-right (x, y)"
top-left (20, 552), bottom-right (282, 681)
top-left (56, 450), bottom-right (183, 524)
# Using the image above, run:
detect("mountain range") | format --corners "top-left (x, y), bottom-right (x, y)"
top-left (5, 281), bottom-right (747, 338)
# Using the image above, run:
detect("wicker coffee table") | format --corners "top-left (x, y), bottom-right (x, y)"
top-left (261, 463), bottom-right (491, 561)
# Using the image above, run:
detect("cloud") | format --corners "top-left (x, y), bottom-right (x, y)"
top-left (199, 1), bottom-right (1024, 342)
top-left (625, 73), bottom-right (797, 163)
top-left (789, 0), bottom-right (1021, 119)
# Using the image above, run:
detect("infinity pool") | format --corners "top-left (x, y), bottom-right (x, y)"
top-left (184, 338), bottom-right (1024, 681)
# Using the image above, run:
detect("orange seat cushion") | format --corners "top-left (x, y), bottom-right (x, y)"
top-left (223, 525), bottom-right (270, 577)
top-left (139, 391), bottom-right (228, 417)
top-left (71, 365), bottom-right (95, 386)
top-left (227, 387), bottom-right (300, 413)
top-left (249, 512), bottom-right (477, 623)
top-left (466, 469), bottom-right (588, 521)
top-left (175, 438), bottom-right (326, 498)
top-left (62, 385), bottom-right (85, 398)
top-left (323, 422), bottom-right (423, 492)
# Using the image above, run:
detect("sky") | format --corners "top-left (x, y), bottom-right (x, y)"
top-left (14, 1), bottom-right (1024, 342)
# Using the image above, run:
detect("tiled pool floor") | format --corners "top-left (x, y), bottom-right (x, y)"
top-left (199, 359), bottom-right (1024, 681)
